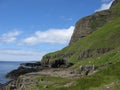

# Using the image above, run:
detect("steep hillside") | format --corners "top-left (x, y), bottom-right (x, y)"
top-left (41, 0), bottom-right (120, 66)
top-left (70, 0), bottom-right (120, 45)
top-left (69, 10), bottom-right (111, 45)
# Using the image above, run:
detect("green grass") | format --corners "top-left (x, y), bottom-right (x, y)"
top-left (71, 46), bottom-right (120, 70)
top-left (42, 16), bottom-right (120, 64)
top-left (65, 62), bottom-right (120, 90)
top-left (26, 76), bottom-right (72, 90)
top-left (26, 60), bottom-right (120, 90)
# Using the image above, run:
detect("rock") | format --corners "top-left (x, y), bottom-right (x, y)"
top-left (79, 65), bottom-right (84, 71)
top-left (0, 83), bottom-right (3, 90)
top-left (10, 84), bottom-right (16, 90)
top-left (20, 62), bottom-right (41, 68)
top-left (108, 61), bottom-right (112, 64)
top-left (70, 70), bottom-right (75, 74)
top-left (40, 78), bottom-right (44, 82)
top-left (85, 70), bottom-right (90, 76)
top-left (69, 10), bottom-right (111, 45)
top-left (6, 66), bottom-right (39, 79)
top-left (77, 48), bottom-right (113, 60)
top-left (44, 85), bottom-right (48, 88)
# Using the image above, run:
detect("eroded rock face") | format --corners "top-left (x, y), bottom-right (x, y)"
top-left (77, 48), bottom-right (113, 60)
top-left (42, 59), bottom-right (73, 68)
top-left (69, 10), bottom-right (111, 45)
top-left (69, 0), bottom-right (120, 45)
top-left (110, 0), bottom-right (120, 9)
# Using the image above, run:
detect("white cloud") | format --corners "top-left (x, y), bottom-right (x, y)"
top-left (0, 31), bottom-right (21, 44)
top-left (0, 26), bottom-right (74, 61)
top-left (0, 26), bottom-right (74, 46)
top-left (22, 26), bottom-right (74, 45)
top-left (95, 0), bottom-right (114, 12)
top-left (0, 49), bottom-right (46, 61)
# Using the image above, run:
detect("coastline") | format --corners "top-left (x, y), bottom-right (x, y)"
top-left (0, 61), bottom-right (30, 86)
top-left (0, 80), bottom-right (13, 89)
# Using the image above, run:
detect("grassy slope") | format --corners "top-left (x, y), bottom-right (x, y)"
top-left (26, 47), bottom-right (120, 90)
top-left (41, 0), bottom-right (120, 64)
top-left (42, 16), bottom-right (120, 64)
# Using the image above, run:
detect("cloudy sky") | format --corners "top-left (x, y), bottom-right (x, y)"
top-left (0, 0), bottom-right (113, 61)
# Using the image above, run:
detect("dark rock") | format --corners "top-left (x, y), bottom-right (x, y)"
top-left (85, 70), bottom-right (90, 76)
top-left (51, 59), bottom-right (67, 68)
top-left (108, 61), bottom-right (112, 64)
top-left (10, 84), bottom-right (16, 90)
top-left (40, 78), bottom-right (44, 81)
top-left (110, 0), bottom-right (120, 9)
top-left (20, 62), bottom-right (41, 68)
top-left (70, 71), bottom-right (75, 74)
top-left (6, 66), bottom-right (39, 79)
top-left (44, 85), bottom-right (48, 88)
top-left (100, 64), bottom-right (106, 67)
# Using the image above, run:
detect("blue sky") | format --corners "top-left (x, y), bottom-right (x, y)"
top-left (0, 0), bottom-right (113, 61)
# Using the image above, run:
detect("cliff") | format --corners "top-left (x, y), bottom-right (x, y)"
top-left (69, 0), bottom-right (120, 45)
top-left (41, 0), bottom-right (120, 65)
top-left (69, 10), bottom-right (111, 45)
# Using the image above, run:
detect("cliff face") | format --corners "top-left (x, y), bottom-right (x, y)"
top-left (69, 10), bottom-right (111, 45)
top-left (69, 0), bottom-right (120, 45)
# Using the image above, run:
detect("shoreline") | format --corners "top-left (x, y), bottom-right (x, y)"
top-left (0, 80), bottom-right (12, 89)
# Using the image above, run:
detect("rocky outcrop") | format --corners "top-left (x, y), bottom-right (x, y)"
top-left (20, 62), bottom-right (41, 68)
top-left (42, 59), bottom-right (73, 68)
top-left (42, 48), bottom-right (113, 66)
top-left (6, 66), bottom-right (40, 79)
top-left (69, 0), bottom-right (120, 45)
top-left (110, 0), bottom-right (120, 9)
top-left (69, 10), bottom-right (111, 45)
top-left (6, 60), bottom-right (73, 80)
top-left (77, 48), bottom-right (113, 60)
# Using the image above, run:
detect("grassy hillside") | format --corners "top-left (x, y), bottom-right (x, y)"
top-left (42, 15), bottom-right (120, 64)
top-left (37, 0), bottom-right (120, 90)
top-left (26, 47), bottom-right (120, 90)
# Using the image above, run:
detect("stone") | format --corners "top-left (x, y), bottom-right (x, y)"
top-left (44, 85), bottom-right (48, 88)
top-left (85, 70), bottom-right (90, 76)
top-left (79, 65), bottom-right (84, 71)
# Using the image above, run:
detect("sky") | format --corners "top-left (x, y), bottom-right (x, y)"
top-left (0, 0), bottom-right (113, 61)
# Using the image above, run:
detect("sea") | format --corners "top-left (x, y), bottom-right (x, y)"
top-left (0, 61), bottom-right (26, 84)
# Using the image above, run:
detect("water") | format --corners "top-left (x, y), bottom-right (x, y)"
top-left (0, 61), bottom-right (25, 84)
